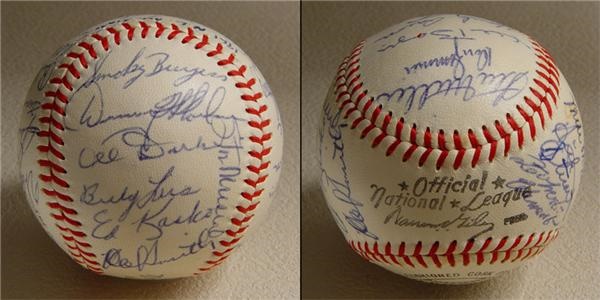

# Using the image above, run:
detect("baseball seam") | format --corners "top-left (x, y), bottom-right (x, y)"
top-left (348, 230), bottom-right (558, 269)
top-left (333, 39), bottom-right (560, 170)
top-left (37, 20), bottom-right (272, 275)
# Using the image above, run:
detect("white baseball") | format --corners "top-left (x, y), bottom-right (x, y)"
top-left (319, 14), bottom-right (584, 284)
top-left (19, 15), bottom-right (283, 279)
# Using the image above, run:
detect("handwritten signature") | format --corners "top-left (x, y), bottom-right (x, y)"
top-left (77, 81), bottom-right (244, 165)
top-left (81, 166), bottom-right (200, 230)
top-left (319, 102), bottom-right (377, 240)
top-left (385, 207), bottom-right (494, 239)
top-left (80, 47), bottom-right (227, 90)
top-left (19, 99), bottom-right (41, 156)
top-left (403, 38), bottom-right (492, 79)
top-left (102, 227), bottom-right (220, 271)
top-left (507, 122), bottom-right (582, 226)
top-left (377, 70), bottom-right (528, 113)
top-left (375, 15), bottom-right (530, 53)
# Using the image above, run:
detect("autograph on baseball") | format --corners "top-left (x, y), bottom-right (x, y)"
top-left (19, 15), bottom-right (283, 279)
top-left (320, 14), bottom-right (583, 284)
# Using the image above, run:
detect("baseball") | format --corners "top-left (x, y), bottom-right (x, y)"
top-left (319, 14), bottom-right (584, 284)
top-left (19, 15), bottom-right (283, 279)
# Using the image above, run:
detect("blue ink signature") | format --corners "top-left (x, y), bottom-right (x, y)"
top-left (319, 101), bottom-right (378, 240)
top-left (78, 147), bottom-right (122, 169)
top-left (21, 170), bottom-right (40, 205)
top-left (102, 227), bottom-right (219, 271)
top-left (78, 81), bottom-right (244, 164)
top-left (470, 29), bottom-right (530, 50)
top-left (21, 170), bottom-right (47, 228)
top-left (403, 38), bottom-right (492, 79)
top-left (377, 71), bottom-right (528, 113)
top-left (213, 150), bottom-right (241, 236)
top-left (19, 99), bottom-right (41, 156)
top-left (135, 200), bottom-right (213, 240)
top-left (374, 15), bottom-right (445, 44)
top-left (376, 37), bottom-right (527, 112)
top-left (37, 63), bottom-right (56, 91)
top-left (507, 122), bottom-right (582, 226)
top-left (80, 47), bottom-right (227, 90)
top-left (375, 14), bottom-right (531, 53)
top-left (81, 166), bottom-right (200, 223)
top-left (99, 147), bottom-right (241, 266)
top-left (564, 101), bottom-right (584, 145)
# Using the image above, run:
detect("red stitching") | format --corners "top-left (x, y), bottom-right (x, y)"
top-left (37, 129), bottom-right (64, 145)
top-left (227, 65), bottom-right (247, 77)
top-left (241, 92), bottom-right (263, 102)
top-left (333, 39), bottom-right (560, 169)
top-left (139, 21), bottom-right (150, 39)
top-left (61, 234), bottom-right (91, 247)
top-left (35, 20), bottom-right (273, 276)
top-left (67, 52), bottom-right (88, 69)
top-left (39, 171), bottom-right (69, 187)
top-left (155, 22), bottom-right (165, 38)
top-left (121, 23), bottom-right (135, 41)
top-left (44, 91), bottom-right (68, 104)
top-left (92, 33), bottom-right (109, 51)
top-left (38, 117), bottom-right (64, 131)
top-left (179, 28), bottom-right (194, 44)
top-left (218, 54), bottom-right (235, 66)
top-left (244, 176), bottom-right (267, 188)
top-left (192, 35), bottom-right (207, 49)
top-left (248, 119), bottom-right (271, 130)
top-left (241, 189), bottom-right (264, 200)
top-left (106, 28), bottom-right (120, 45)
top-left (219, 238), bottom-right (241, 247)
top-left (237, 76), bottom-right (257, 89)
top-left (247, 162), bottom-right (269, 174)
top-left (245, 104), bottom-right (267, 116)
top-left (47, 202), bottom-right (77, 214)
top-left (50, 211), bottom-right (81, 227)
top-left (56, 224), bottom-right (86, 237)
top-left (231, 215), bottom-right (254, 227)
top-left (49, 77), bottom-right (73, 91)
top-left (77, 42), bottom-right (97, 59)
top-left (58, 63), bottom-right (81, 79)
top-left (38, 159), bottom-right (66, 173)
top-left (249, 133), bottom-right (272, 145)
top-left (249, 147), bottom-right (272, 160)
top-left (167, 24), bottom-right (183, 40)
top-left (226, 226), bottom-right (248, 237)
top-left (349, 231), bottom-right (557, 269)
top-left (42, 188), bottom-right (72, 202)
top-left (207, 43), bottom-right (223, 57)
top-left (37, 144), bottom-right (64, 160)
top-left (67, 243), bottom-right (96, 257)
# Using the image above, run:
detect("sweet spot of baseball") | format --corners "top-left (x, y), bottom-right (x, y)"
top-left (19, 15), bottom-right (283, 279)
top-left (319, 14), bottom-right (584, 284)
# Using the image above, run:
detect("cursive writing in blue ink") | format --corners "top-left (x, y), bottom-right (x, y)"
top-left (134, 200), bottom-right (213, 240)
top-left (81, 82), bottom-right (244, 163)
top-left (80, 166), bottom-right (200, 221)
top-left (507, 122), bottom-right (582, 225)
top-left (404, 38), bottom-right (492, 78)
top-left (319, 101), bottom-right (378, 239)
top-left (81, 47), bottom-right (227, 90)
top-left (377, 70), bottom-right (528, 113)
top-left (19, 99), bottom-right (41, 156)
top-left (78, 147), bottom-right (122, 169)
top-left (102, 229), bottom-right (217, 271)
